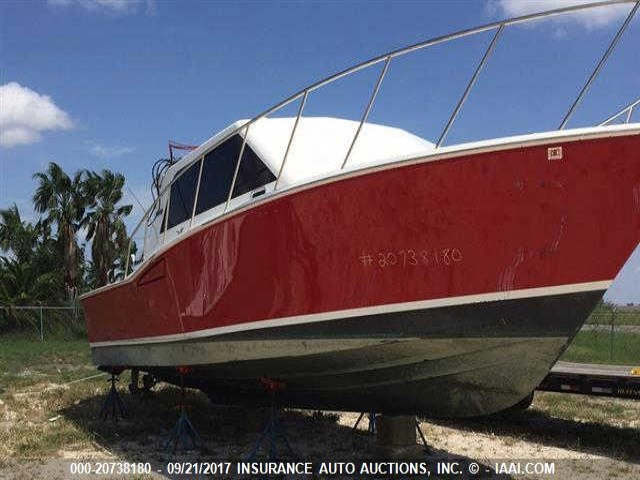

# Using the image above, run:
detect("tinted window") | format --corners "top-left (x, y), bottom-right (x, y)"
top-left (195, 137), bottom-right (238, 215)
top-left (167, 162), bottom-right (199, 229)
top-left (233, 139), bottom-right (276, 197)
top-left (195, 135), bottom-right (275, 215)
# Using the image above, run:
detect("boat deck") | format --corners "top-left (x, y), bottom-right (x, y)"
top-left (537, 361), bottom-right (640, 399)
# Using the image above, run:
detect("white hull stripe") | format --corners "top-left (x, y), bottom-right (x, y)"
top-left (90, 280), bottom-right (611, 348)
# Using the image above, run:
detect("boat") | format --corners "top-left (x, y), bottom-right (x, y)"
top-left (81, 0), bottom-right (640, 417)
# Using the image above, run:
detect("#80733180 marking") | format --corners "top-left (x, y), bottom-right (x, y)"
top-left (359, 248), bottom-right (463, 268)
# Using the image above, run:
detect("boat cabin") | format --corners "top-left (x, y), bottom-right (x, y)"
top-left (143, 117), bottom-right (434, 256)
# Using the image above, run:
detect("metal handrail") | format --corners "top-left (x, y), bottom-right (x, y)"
top-left (559, 1), bottom-right (639, 129)
top-left (275, 90), bottom-right (308, 189)
top-left (120, 0), bottom-right (638, 281)
top-left (342, 56), bottom-right (391, 169)
top-left (190, 155), bottom-right (205, 227)
top-left (599, 97), bottom-right (640, 125)
top-left (226, 125), bottom-right (250, 213)
top-left (436, 25), bottom-right (504, 148)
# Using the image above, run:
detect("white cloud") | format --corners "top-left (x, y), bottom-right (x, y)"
top-left (489, 0), bottom-right (632, 30)
top-left (47, 0), bottom-right (156, 15)
top-left (0, 82), bottom-right (73, 149)
top-left (87, 143), bottom-right (135, 159)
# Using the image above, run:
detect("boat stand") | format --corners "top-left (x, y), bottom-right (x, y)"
top-left (375, 415), bottom-right (432, 457)
top-left (99, 374), bottom-right (126, 421)
top-left (166, 370), bottom-right (201, 453)
top-left (354, 413), bottom-right (430, 452)
top-left (247, 378), bottom-right (296, 460)
top-left (352, 411), bottom-right (377, 433)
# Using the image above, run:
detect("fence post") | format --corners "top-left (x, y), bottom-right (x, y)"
top-left (609, 307), bottom-right (616, 362)
top-left (40, 306), bottom-right (44, 342)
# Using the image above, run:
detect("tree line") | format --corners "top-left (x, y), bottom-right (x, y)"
top-left (0, 162), bottom-right (133, 330)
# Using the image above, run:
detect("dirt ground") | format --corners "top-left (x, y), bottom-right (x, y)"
top-left (0, 376), bottom-right (639, 480)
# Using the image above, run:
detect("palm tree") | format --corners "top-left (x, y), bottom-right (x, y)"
top-left (83, 170), bottom-right (132, 287)
top-left (0, 203), bottom-right (40, 263)
top-left (0, 257), bottom-right (62, 305)
top-left (33, 162), bottom-right (88, 298)
top-left (0, 204), bottom-right (65, 307)
top-left (0, 256), bottom-right (63, 331)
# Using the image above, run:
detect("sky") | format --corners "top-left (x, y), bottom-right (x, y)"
top-left (1, 0), bottom-right (639, 303)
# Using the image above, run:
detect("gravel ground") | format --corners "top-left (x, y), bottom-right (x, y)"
top-left (0, 381), bottom-right (638, 480)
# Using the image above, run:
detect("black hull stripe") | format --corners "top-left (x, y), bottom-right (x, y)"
top-left (207, 289), bottom-right (604, 341)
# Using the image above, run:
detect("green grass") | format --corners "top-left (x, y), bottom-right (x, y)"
top-left (561, 331), bottom-right (640, 365)
top-left (586, 311), bottom-right (640, 326)
top-left (0, 334), bottom-right (92, 390)
top-left (0, 335), bottom-right (99, 459)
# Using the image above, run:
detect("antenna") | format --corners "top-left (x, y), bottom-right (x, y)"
top-left (127, 187), bottom-right (146, 213)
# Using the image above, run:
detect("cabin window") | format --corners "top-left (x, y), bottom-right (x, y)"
top-left (232, 137), bottom-right (276, 197)
top-left (195, 134), bottom-right (275, 215)
top-left (166, 162), bottom-right (199, 229)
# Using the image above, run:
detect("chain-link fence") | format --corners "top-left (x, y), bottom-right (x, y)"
top-left (566, 307), bottom-right (640, 365)
top-left (0, 305), bottom-right (86, 341)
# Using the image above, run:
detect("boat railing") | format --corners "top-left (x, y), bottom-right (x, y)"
top-left (599, 96), bottom-right (640, 125)
top-left (122, 0), bottom-right (639, 280)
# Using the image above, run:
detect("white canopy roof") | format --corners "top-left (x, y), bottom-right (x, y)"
top-left (245, 117), bottom-right (435, 187)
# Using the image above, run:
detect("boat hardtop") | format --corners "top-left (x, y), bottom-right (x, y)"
top-left (162, 117), bottom-right (436, 190)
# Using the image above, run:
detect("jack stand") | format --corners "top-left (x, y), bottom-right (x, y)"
top-left (128, 368), bottom-right (140, 395)
top-left (415, 420), bottom-right (432, 454)
top-left (128, 370), bottom-right (156, 397)
top-left (352, 411), bottom-right (377, 433)
top-left (247, 378), bottom-right (296, 461)
top-left (142, 373), bottom-right (157, 394)
top-left (166, 370), bottom-right (200, 453)
top-left (100, 374), bottom-right (126, 421)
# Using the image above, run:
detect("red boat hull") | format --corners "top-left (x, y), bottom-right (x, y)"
top-left (82, 129), bottom-right (640, 416)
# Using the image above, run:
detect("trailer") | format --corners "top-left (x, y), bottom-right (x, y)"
top-left (537, 361), bottom-right (640, 399)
